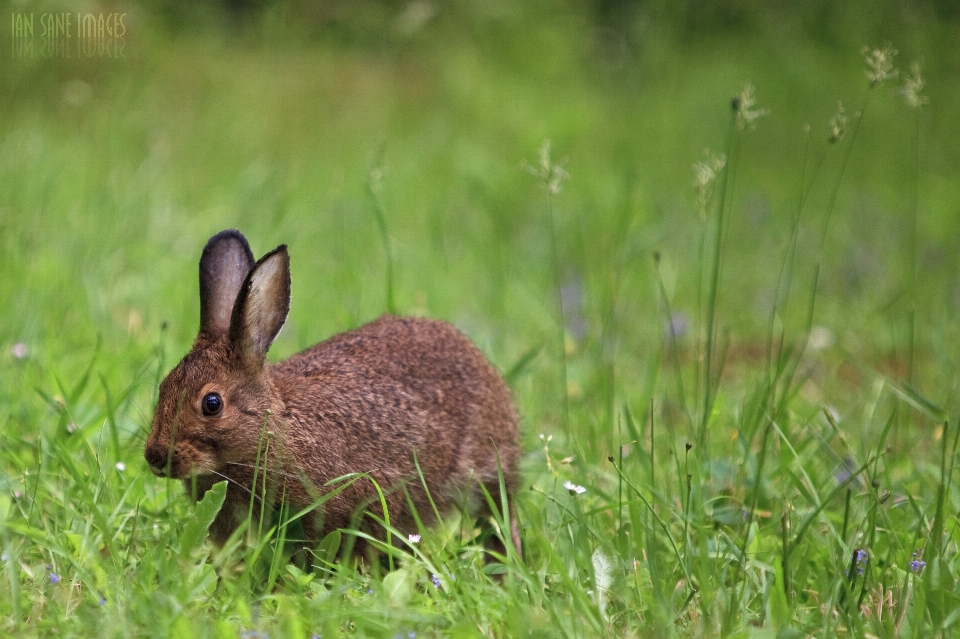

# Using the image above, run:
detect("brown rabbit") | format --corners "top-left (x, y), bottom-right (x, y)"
top-left (144, 229), bottom-right (522, 558)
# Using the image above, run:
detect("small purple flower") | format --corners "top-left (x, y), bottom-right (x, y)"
top-left (99, 597), bottom-right (106, 606)
top-left (910, 550), bottom-right (926, 573)
top-left (49, 573), bottom-right (60, 584)
top-left (834, 457), bottom-right (857, 486)
top-left (1, 552), bottom-right (8, 562)
top-left (665, 312), bottom-right (690, 340)
top-left (431, 574), bottom-right (441, 588)
top-left (854, 549), bottom-right (868, 575)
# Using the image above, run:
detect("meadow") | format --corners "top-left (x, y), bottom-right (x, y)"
top-left (3, 1), bottom-right (960, 636)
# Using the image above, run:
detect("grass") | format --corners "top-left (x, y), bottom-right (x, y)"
top-left (3, 2), bottom-right (960, 636)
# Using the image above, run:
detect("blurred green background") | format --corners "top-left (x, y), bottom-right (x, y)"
top-left (3, 0), bottom-right (960, 453)
top-left (5, 2), bottom-right (960, 635)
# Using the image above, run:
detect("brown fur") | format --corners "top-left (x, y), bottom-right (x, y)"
top-left (144, 229), bottom-right (521, 558)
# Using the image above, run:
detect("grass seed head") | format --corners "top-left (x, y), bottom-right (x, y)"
top-left (734, 82), bottom-right (769, 131)
top-left (693, 152), bottom-right (727, 216)
top-left (828, 101), bottom-right (847, 143)
top-left (900, 61), bottom-right (929, 108)
top-left (862, 43), bottom-right (899, 88)
top-left (528, 140), bottom-right (569, 194)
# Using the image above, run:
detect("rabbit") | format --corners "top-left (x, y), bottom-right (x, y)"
top-left (144, 229), bottom-right (522, 560)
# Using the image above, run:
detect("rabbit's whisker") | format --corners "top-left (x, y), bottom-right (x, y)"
top-left (222, 461), bottom-right (304, 483)
top-left (196, 465), bottom-right (265, 504)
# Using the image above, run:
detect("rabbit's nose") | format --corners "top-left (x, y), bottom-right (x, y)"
top-left (144, 444), bottom-right (172, 476)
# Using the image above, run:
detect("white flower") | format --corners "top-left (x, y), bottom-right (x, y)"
top-left (115, 462), bottom-right (126, 472)
top-left (408, 534), bottom-right (421, 544)
top-left (11, 343), bottom-right (28, 359)
top-left (808, 326), bottom-right (836, 351)
top-left (563, 481), bottom-right (586, 495)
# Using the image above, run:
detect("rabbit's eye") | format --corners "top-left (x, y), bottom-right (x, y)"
top-left (201, 392), bottom-right (223, 416)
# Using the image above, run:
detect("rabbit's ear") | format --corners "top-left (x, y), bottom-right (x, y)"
top-left (229, 245), bottom-right (290, 370)
top-left (199, 230), bottom-right (255, 335)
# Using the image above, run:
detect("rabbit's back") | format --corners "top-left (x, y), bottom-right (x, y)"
top-left (270, 314), bottom-right (519, 532)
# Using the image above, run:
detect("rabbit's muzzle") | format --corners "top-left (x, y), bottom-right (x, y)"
top-left (144, 440), bottom-right (215, 479)
top-left (144, 443), bottom-right (174, 477)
